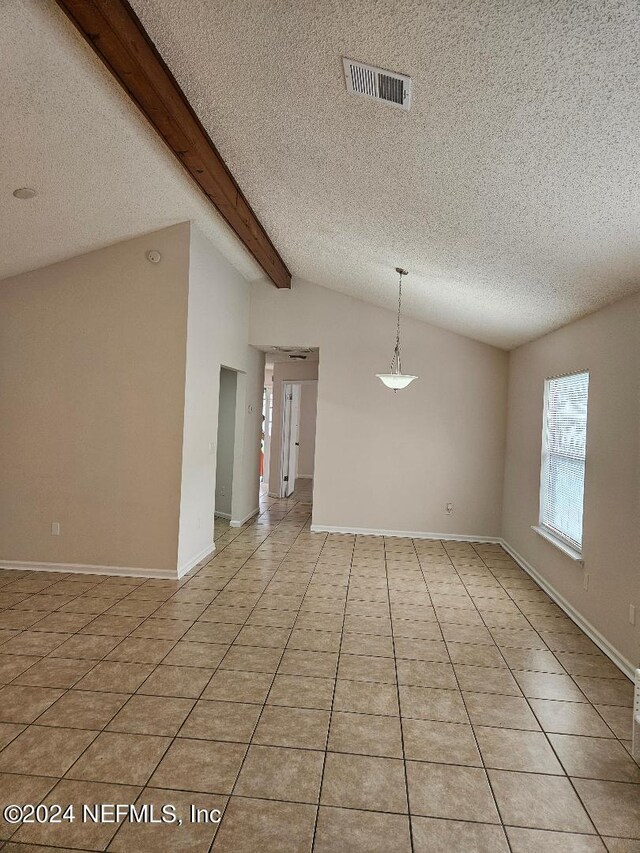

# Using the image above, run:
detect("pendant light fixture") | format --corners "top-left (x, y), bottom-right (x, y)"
top-left (376, 267), bottom-right (418, 390)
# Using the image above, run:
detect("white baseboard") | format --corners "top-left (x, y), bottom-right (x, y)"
top-left (0, 559), bottom-right (179, 580)
top-left (177, 543), bottom-right (216, 579)
top-left (500, 539), bottom-right (635, 681)
top-left (214, 511), bottom-right (231, 520)
top-left (1, 541), bottom-right (216, 582)
top-left (309, 524), bottom-right (500, 544)
top-left (267, 492), bottom-right (280, 499)
top-left (296, 474), bottom-right (313, 479)
top-left (230, 507), bottom-right (260, 528)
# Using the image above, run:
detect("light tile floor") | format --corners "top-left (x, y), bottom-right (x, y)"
top-left (0, 479), bottom-right (637, 852)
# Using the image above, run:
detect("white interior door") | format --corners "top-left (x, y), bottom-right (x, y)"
top-left (281, 382), bottom-right (301, 497)
top-left (288, 384), bottom-right (301, 495)
top-left (262, 385), bottom-right (272, 482)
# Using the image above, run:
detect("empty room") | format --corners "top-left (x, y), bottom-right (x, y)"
top-left (0, 1), bottom-right (638, 851)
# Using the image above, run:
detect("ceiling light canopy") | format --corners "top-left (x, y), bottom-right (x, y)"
top-left (376, 267), bottom-right (418, 391)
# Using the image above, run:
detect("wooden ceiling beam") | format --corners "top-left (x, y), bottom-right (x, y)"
top-left (55, 0), bottom-right (291, 288)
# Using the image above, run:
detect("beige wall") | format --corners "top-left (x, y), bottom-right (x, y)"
top-left (6, 218), bottom-right (635, 680)
top-left (502, 292), bottom-right (640, 670)
top-left (214, 367), bottom-right (237, 516)
top-left (0, 224), bottom-right (190, 572)
top-left (268, 359), bottom-right (319, 494)
top-left (233, 363), bottom-right (266, 525)
top-left (252, 278), bottom-right (509, 536)
top-left (0, 222), bottom-right (265, 577)
top-left (177, 225), bottom-right (263, 572)
top-left (298, 382), bottom-right (318, 477)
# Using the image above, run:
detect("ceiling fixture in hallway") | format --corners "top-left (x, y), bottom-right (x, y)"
top-left (376, 267), bottom-right (418, 390)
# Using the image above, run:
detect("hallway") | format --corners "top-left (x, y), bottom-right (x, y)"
top-left (0, 479), bottom-right (637, 852)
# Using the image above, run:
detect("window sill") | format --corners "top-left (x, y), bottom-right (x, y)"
top-left (531, 526), bottom-right (584, 564)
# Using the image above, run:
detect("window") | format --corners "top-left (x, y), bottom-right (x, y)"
top-left (539, 371), bottom-right (589, 553)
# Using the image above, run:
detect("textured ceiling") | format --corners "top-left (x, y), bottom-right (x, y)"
top-left (0, 0), bottom-right (264, 284)
top-left (129, 0), bottom-right (640, 348)
top-left (2, 1), bottom-right (639, 348)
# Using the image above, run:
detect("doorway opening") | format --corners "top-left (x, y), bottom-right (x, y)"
top-left (214, 366), bottom-right (237, 521)
top-left (261, 348), bottom-right (318, 501)
top-left (281, 381), bottom-right (301, 498)
top-left (261, 382), bottom-right (273, 484)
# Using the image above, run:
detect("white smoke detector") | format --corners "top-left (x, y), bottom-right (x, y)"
top-left (343, 58), bottom-right (412, 111)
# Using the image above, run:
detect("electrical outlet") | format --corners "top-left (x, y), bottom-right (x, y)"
top-left (445, 503), bottom-right (453, 515)
top-left (51, 522), bottom-right (61, 536)
top-left (208, 441), bottom-right (215, 454)
top-left (583, 572), bottom-right (589, 591)
top-left (630, 604), bottom-right (636, 626)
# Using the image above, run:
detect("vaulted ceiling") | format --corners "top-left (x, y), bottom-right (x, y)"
top-left (2, 0), bottom-right (639, 348)
top-left (0, 1), bottom-right (265, 285)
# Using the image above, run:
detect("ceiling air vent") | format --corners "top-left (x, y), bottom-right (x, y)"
top-left (343, 58), bottom-right (411, 111)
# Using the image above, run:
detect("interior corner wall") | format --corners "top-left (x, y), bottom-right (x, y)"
top-left (230, 357), bottom-right (265, 526)
top-left (268, 360), bottom-right (319, 495)
top-left (0, 224), bottom-right (191, 572)
top-left (177, 226), bottom-right (264, 573)
top-left (298, 382), bottom-right (318, 477)
top-left (251, 278), bottom-right (508, 537)
top-left (502, 291), bottom-right (640, 670)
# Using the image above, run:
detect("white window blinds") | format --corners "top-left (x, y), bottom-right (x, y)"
top-left (539, 371), bottom-right (589, 550)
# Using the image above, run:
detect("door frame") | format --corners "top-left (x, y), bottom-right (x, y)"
top-left (279, 382), bottom-right (301, 498)
top-left (277, 379), bottom-right (318, 498)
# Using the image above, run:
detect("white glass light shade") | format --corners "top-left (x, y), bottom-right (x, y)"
top-left (376, 373), bottom-right (418, 389)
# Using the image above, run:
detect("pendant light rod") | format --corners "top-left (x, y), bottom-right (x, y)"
top-left (390, 267), bottom-right (408, 375)
top-left (376, 266), bottom-right (418, 390)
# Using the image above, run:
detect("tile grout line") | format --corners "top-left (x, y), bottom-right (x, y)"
top-left (308, 530), bottom-right (356, 852)
top-left (1, 568), bottom-right (193, 845)
top-left (470, 542), bottom-right (603, 844)
top-left (0, 498), bottom-right (636, 850)
top-left (443, 543), bottom-right (515, 852)
top-left (207, 490), bottom-right (326, 852)
top-left (0, 490), bottom-right (305, 849)
top-left (387, 535), bottom-right (417, 853)
top-left (107, 542), bottom-right (274, 851)
top-left (8, 495), bottom-right (277, 849)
